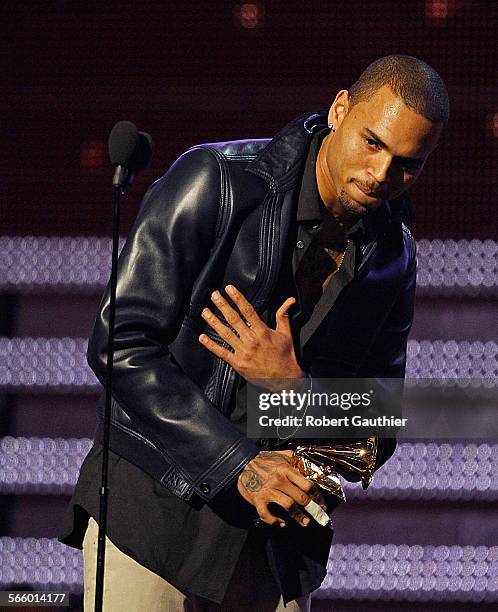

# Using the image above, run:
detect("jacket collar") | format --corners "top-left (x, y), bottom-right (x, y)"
top-left (245, 112), bottom-right (326, 192)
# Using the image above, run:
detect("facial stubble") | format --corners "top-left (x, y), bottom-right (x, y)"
top-left (338, 188), bottom-right (369, 218)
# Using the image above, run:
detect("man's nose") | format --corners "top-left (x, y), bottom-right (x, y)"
top-left (370, 153), bottom-right (393, 184)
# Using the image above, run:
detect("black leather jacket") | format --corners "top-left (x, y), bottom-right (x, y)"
top-left (88, 112), bottom-right (416, 507)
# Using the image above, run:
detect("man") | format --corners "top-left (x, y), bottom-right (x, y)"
top-left (60, 55), bottom-right (449, 610)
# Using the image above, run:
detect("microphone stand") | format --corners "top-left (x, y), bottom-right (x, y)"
top-left (94, 167), bottom-right (132, 612)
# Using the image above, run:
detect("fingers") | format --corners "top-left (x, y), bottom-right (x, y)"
top-left (259, 465), bottom-right (322, 527)
top-left (285, 462), bottom-right (324, 500)
top-left (288, 505), bottom-right (312, 527)
top-left (210, 290), bottom-right (255, 337)
top-left (275, 297), bottom-right (296, 335)
top-left (255, 500), bottom-right (286, 528)
top-left (271, 494), bottom-right (311, 527)
top-left (256, 494), bottom-right (311, 528)
top-left (202, 288), bottom-right (297, 341)
top-left (278, 477), bottom-right (314, 509)
top-left (255, 482), bottom-right (325, 528)
top-left (200, 307), bottom-right (243, 349)
top-left (277, 450), bottom-right (326, 508)
top-left (223, 285), bottom-right (264, 331)
top-left (198, 333), bottom-right (235, 365)
top-left (201, 287), bottom-right (263, 345)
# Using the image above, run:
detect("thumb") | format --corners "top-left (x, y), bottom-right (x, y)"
top-left (275, 297), bottom-right (296, 334)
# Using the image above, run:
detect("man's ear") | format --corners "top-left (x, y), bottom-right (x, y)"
top-left (327, 89), bottom-right (350, 128)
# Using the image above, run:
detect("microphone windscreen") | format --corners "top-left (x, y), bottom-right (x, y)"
top-left (108, 121), bottom-right (139, 165)
top-left (129, 132), bottom-right (153, 173)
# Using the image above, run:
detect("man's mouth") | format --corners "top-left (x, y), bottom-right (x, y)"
top-left (352, 181), bottom-right (384, 203)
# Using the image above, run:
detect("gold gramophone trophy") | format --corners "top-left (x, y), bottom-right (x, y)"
top-left (290, 435), bottom-right (378, 502)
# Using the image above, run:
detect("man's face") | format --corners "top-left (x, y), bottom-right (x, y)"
top-left (318, 85), bottom-right (443, 218)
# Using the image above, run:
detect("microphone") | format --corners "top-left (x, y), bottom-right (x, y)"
top-left (108, 120), bottom-right (153, 188)
top-left (95, 120), bottom-right (153, 612)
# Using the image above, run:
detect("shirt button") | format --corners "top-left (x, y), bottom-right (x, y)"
top-left (200, 482), bottom-right (211, 494)
top-left (296, 240), bottom-right (305, 249)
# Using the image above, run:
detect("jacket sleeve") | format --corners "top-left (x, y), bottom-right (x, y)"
top-left (87, 147), bottom-right (260, 502)
top-left (358, 226), bottom-right (417, 471)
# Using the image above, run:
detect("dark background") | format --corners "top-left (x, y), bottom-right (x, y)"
top-left (1, 0), bottom-right (497, 239)
top-left (0, 2), bottom-right (497, 609)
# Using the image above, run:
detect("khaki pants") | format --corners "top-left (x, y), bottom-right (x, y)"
top-left (83, 517), bottom-right (311, 611)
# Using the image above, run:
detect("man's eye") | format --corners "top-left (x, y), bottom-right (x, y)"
top-left (366, 138), bottom-right (381, 149)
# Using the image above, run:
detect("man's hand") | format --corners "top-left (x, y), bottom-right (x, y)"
top-left (236, 449), bottom-right (327, 528)
top-left (198, 285), bottom-right (303, 391)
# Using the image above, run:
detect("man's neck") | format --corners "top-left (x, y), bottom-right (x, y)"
top-left (315, 133), bottom-right (355, 235)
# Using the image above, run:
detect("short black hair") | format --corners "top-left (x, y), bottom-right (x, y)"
top-left (348, 55), bottom-right (450, 125)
